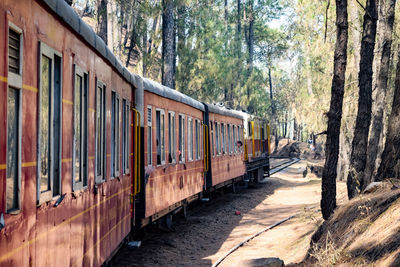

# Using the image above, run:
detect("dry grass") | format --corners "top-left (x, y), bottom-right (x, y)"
top-left (300, 189), bottom-right (400, 266)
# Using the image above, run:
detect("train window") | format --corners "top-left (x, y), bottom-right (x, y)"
top-left (73, 65), bottom-right (88, 190)
top-left (233, 125), bottom-right (236, 153)
top-left (215, 122), bottom-right (220, 155)
top-left (37, 42), bottom-right (62, 203)
top-left (156, 109), bottom-right (165, 165)
top-left (96, 80), bottom-right (106, 184)
top-left (111, 91), bottom-right (121, 178)
top-left (211, 122), bottom-right (214, 157)
top-left (147, 106), bottom-right (153, 166)
top-left (179, 115), bottom-right (185, 163)
top-left (6, 87), bottom-right (21, 212)
top-left (228, 124), bottom-right (232, 154)
top-left (221, 123), bottom-right (225, 154)
top-left (6, 23), bottom-right (23, 212)
top-left (168, 112), bottom-right (176, 163)
top-left (122, 100), bottom-right (130, 174)
top-left (195, 120), bottom-right (200, 160)
top-left (248, 121), bottom-right (252, 137)
top-left (188, 118), bottom-right (193, 161)
top-left (238, 126), bottom-right (241, 152)
top-left (8, 24), bottom-right (22, 76)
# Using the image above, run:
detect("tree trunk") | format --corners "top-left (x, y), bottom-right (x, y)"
top-left (142, 20), bottom-right (148, 77)
top-left (321, 0), bottom-right (348, 220)
top-left (162, 0), bottom-right (175, 88)
top-left (347, 0), bottom-right (378, 199)
top-left (148, 15), bottom-right (160, 55)
top-left (126, 13), bottom-right (138, 67)
top-left (97, 0), bottom-right (108, 44)
top-left (337, 0), bottom-right (361, 182)
top-left (364, 0), bottom-right (396, 189)
top-left (247, 0), bottom-right (254, 79)
top-left (106, 0), bottom-right (114, 50)
top-left (376, 47), bottom-right (400, 180)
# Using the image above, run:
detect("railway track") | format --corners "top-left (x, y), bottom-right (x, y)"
top-left (212, 157), bottom-right (302, 267)
top-left (269, 158), bottom-right (301, 175)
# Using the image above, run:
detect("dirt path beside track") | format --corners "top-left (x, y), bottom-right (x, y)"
top-left (109, 161), bottom-right (347, 266)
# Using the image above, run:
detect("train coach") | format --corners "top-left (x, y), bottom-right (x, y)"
top-left (0, 0), bottom-right (139, 265)
top-left (0, 0), bottom-right (271, 266)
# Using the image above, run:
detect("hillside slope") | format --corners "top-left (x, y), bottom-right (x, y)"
top-left (298, 188), bottom-right (400, 266)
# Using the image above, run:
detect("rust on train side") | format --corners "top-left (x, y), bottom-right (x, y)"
top-left (0, 0), bottom-right (135, 266)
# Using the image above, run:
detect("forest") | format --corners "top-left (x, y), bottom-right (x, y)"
top-left (68, 0), bottom-right (400, 217)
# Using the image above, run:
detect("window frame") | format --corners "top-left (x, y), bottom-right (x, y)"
top-left (156, 108), bottom-right (166, 166)
top-left (6, 22), bottom-right (23, 213)
top-left (188, 117), bottom-right (193, 161)
top-left (8, 22), bottom-right (23, 87)
top-left (228, 124), bottom-right (232, 154)
top-left (178, 114), bottom-right (186, 163)
top-left (95, 79), bottom-right (106, 184)
top-left (195, 119), bottom-right (201, 160)
top-left (221, 122), bottom-right (226, 155)
top-left (211, 121), bottom-right (215, 157)
top-left (37, 41), bottom-right (63, 204)
top-left (122, 99), bottom-right (130, 174)
top-left (111, 91), bottom-right (121, 178)
top-left (233, 125), bottom-right (236, 154)
top-left (147, 105), bottom-right (153, 166)
top-left (72, 64), bottom-right (88, 191)
top-left (168, 111), bottom-right (176, 164)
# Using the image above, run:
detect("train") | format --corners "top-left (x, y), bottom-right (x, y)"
top-left (0, 0), bottom-right (270, 266)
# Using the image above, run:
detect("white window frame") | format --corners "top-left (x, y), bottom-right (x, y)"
top-left (95, 80), bottom-right (106, 184)
top-left (211, 121), bottom-right (215, 157)
top-left (178, 114), bottom-right (185, 163)
top-left (37, 41), bottom-right (63, 204)
top-left (188, 117), bottom-right (193, 161)
top-left (122, 99), bottom-right (130, 174)
top-left (221, 123), bottom-right (225, 154)
top-left (72, 64), bottom-right (88, 191)
top-left (147, 105), bottom-right (153, 166)
top-left (168, 111), bottom-right (176, 164)
top-left (156, 108), bottom-right (166, 166)
top-left (111, 91), bottom-right (121, 178)
top-left (6, 22), bottom-right (23, 213)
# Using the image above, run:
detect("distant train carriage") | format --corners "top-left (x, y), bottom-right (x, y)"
top-left (134, 78), bottom-right (206, 226)
top-left (0, 0), bottom-right (138, 265)
top-left (204, 104), bottom-right (246, 190)
top-left (238, 111), bottom-right (271, 181)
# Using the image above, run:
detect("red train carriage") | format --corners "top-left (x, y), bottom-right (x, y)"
top-left (134, 78), bottom-right (206, 226)
top-left (204, 104), bottom-right (246, 189)
top-left (0, 0), bottom-right (138, 266)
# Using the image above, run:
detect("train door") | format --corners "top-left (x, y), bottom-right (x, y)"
top-left (130, 107), bottom-right (141, 226)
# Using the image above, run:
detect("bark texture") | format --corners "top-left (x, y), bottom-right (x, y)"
top-left (364, 0), bottom-right (396, 188)
top-left (162, 0), bottom-right (175, 88)
top-left (376, 49), bottom-right (400, 180)
top-left (321, 0), bottom-right (348, 220)
top-left (347, 0), bottom-right (377, 199)
top-left (97, 0), bottom-right (108, 44)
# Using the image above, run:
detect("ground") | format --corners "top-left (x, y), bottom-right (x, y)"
top-left (109, 160), bottom-right (347, 266)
